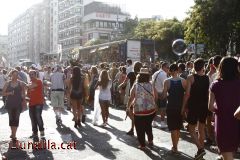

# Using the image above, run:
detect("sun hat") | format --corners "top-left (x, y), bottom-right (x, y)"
top-left (139, 68), bottom-right (150, 74)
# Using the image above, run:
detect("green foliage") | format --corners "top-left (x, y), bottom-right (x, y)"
top-left (134, 19), bottom-right (185, 60)
top-left (83, 39), bottom-right (108, 47)
top-left (121, 16), bottom-right (139, 39)
top-left (184, 0), bottom-right (240, 56)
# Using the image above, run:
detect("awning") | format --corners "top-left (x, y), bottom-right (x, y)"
top-left (98, 46), bottom-right (109, 51)
top-left (90, 48), bottom-right (97, 53)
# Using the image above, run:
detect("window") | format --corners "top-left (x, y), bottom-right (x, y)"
top-left (107, 22), bottom-right (112, 28)
top-left (96, 21), bottom-right (99, 28)
top-left (76, 0), bottom-right (83, 4)
top-left (90, 22), bottom-right (96, 28)
top-left (88, 33), bottom-right (93, 40)
top-left (119, 23), bottom-right (123, 29)
top-left (75, 28), bottom-right (80, 34)
top-left (75, 7), bottom-right (82, 14)
top-left (76, 17), bottom-right (81, 23)
top-left (104, 22), bottom-right (108, 28)
top-left (99, 21), bottom-right (103, 28)
top-left (99, 33), bottom-right (109, 40)
top-left (112, 22), bottom-right (116, 28)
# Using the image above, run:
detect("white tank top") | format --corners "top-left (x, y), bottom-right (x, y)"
top-left (99, 81), bottom-right (112, 100)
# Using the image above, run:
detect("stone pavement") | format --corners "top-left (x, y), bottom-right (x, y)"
top-left (0, 100), bottom-right (239, 160)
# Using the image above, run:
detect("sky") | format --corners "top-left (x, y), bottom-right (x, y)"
top-left (0, 0), bottom-right (194, 35)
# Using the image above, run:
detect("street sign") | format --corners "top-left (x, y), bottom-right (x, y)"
top-left (187, 44), bottom-right (205, 54)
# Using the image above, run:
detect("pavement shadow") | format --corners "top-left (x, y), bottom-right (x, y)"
top-left (1, 140), bottom-right (31, 160)
top-left (144, 145), bottom-right (194, 160)
top-left (105, 124), bottom-right (195, 160)
top-left (0, 106), bottom-right (7, 114)
top-left (56, 122), bottom-right (86, 151)
top-left (31, 148), bottom-right (54, 160)
top-left (61, 109), bottom-right (69, 115)
top-left (105, 124), bottom-right (139, 149)
top-left (109, 113), bottom-right (124, 121)
top-left (43, 103), bottom-right (51, 111)
top-left (2, 149), bottom-right (30, 160)
top-left (78, 123), bottom-right (119, 159)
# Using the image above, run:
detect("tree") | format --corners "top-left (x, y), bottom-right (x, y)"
top-left (134, 19), bottom-right (185, 60)
top-left (184, 0), bottom-right (240, 56)
top-left (121, 16), bottom-right (139, 39)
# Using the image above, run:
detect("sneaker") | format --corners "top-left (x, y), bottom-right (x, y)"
top-left (100, 123), bottom-right (107, 127)
top-left (40, 131), bottom-right (45, 138)
top-left (159, 121), bottom-right (168, 129)
top-left (148, 141), bottom-right (154, 147)
top-left (152, 121), bottom-right (158, 128)
top-left (126, 129), bottom-right (134, 136)
top-left (40, 137), bottom-right (46, 141)
top-left (56, 117), bottom-right (62, 124)
top-left (92, 121), bottom-right (98, 126)
top-left (33, 136), bottom-right (39, 142)
top-left (29, 133), bottom-right (38, 139)
top-left (194, 149), bottom-right (206, 160)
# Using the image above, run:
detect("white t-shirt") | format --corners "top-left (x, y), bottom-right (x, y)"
top-left (50, 72), bottom-right (65, 90)
top-left (126, 65), bottom-right (133, 75)
top-left (39, 71), bottom-right (45, 82)
top-left (152, 69), bottom-right (168, 93)
top-left (99, 80), bottom-right (112, 100)
top-left (209, 72), bottom-right (218, 84)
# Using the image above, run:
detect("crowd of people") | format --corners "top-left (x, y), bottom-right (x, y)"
top-left (0, 56), bottom-right (240, 160)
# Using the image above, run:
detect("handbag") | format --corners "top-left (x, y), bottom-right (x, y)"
top-left (234, 106), bottom-right (240, 120)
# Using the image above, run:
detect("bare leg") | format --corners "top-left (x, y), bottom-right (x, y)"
top-left (11, 126), bottom-right (17, 138)
top-left (77, 102), bottom-right (82, 122)
top-left (71, 100), bottom-right (78, 121)
top-left (171, 130), bottom-right (180, 151)
top-left (198, 122), bottom-right (206, 149)
top-left (206, 115), bottom-right (214, 142)
top-left (100, 105), bottom-right (106, 123)
top-left (188, 124), bottom-right (202, 149)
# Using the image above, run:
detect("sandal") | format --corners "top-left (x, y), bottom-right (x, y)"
top-left (138, 145), bottom-right (146, 150)
top-left (168, 147), bottom-right (181, 155)
top-left (148, 141), bottom-right (154, 147)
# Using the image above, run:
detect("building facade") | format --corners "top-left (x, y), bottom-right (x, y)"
top-left (0, 35), bottom-right (8, 56)
top-left (50, 0), bottom-right (59, 55)
top-left (82, 1), bottom-right (128, 44)
top-left (0, 35), bottom-right (8, 67)
top-left (58, 0), bottom-right (84, 60)
top-left (8, 0), bottom-right (51, 65)
top-left (32, 0), bottom-right (51, 63)
top-left (8, 0), bottom-right (128, 65)
top-left (8, 8), bottom-right (34, 65)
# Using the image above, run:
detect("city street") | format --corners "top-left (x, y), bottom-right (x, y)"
top-left (1, 92), bottom-right (238, 160)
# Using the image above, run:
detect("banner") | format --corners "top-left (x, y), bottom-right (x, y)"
top-left (127, 40), bottom-right (141, 62)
